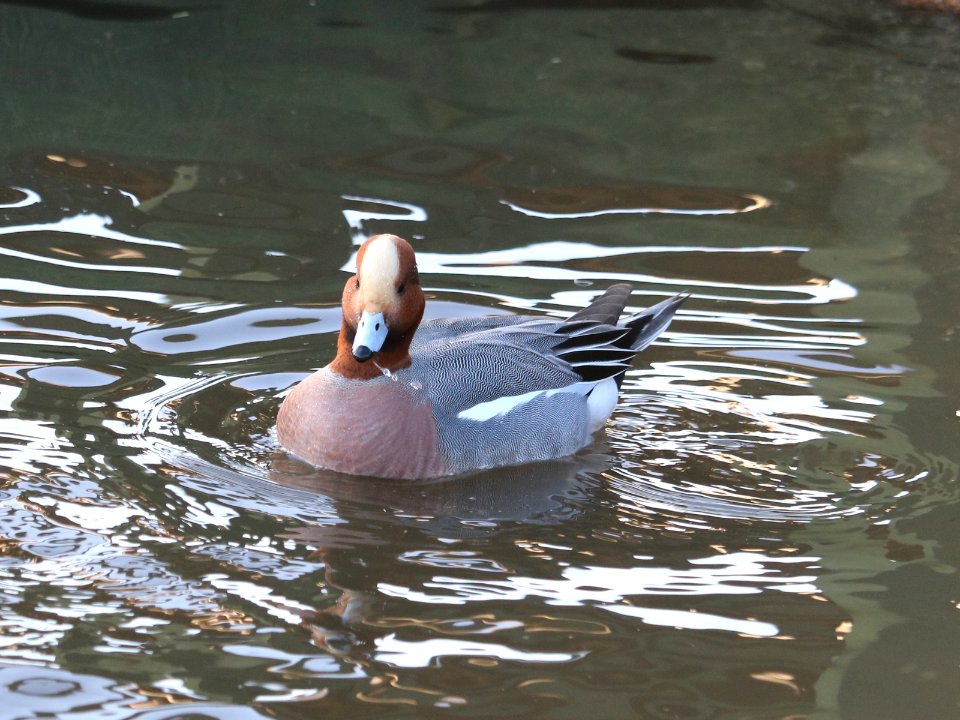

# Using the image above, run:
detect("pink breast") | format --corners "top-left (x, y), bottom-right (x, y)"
top-left (277, 370), bottom-right (448, 480)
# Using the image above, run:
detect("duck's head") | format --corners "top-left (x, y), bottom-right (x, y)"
top-left (332, 234), bottom-right (425, 377)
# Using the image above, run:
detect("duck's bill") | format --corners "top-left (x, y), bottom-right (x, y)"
top-left (352, 310), bottom-right (388, 361)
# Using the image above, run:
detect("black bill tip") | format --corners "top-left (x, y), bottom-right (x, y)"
top-left (353, 345), bottom-right (373, 362)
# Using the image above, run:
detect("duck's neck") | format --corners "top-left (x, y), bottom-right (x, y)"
top-left (328, 321), bottom-right (414, 380)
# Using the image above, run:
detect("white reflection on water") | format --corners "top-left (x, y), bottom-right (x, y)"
top-left (205, 574), bottom-right (315, 626)
top-left (221, 643), bottom-right (368, 680)
top-left (0, 304), bottom-right (154, 352)
top-left (379, 551), bottom-right (818, 636)
top-left (670, 317), bottom-right (864, 350)
top-left (502, 192), bottom-right (772, 219)
top-left (604, 605), bottom-right (778, 637)
top-left (341, 194), bottom-right (428, 242)
top-left (1, 277), bottom-right (168, 303)
top-left (0, 213), bottom-right (182, 276)
top-left (382, 552), bottom-right (819, 603)
top-left (0, 212), bottom-right (181, 248)
top-left (629, 361), bottom-right (878, 443)
top-left (0, 186), bottom-right (41, 208)
top-left (28, 496), bottom-right (144, 532)
top-left (0, 185), bottom-right (894, 691)
top-left (373, 635), bottom-right (585, 668)
top-left (0, 614), bottom-right (71, 665)
top-left (607, 358), bottom-right (883, 523)
top-left (335, 195), bottom-right (843, 302)
top-left (166, 483), bottom-right (239, 528)
top-left (341, 238), bottom-right (855, 305)
top-left (130, 306), bottom-right (340, 356)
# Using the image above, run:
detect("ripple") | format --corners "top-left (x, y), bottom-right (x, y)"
top-left (36, 153), bottom-right (198, 211)
top-left (394, 241), bottom-right (855, 306)
top-left (502, 185), bottom-right (771, 218)
top-left (0, 186), bottom-right (41, 208)
top-left (604, 605), bottom-right (778, 637)
top-left (600, 362), bottom-right (888, 524)
top-left (0, 213), bottom-right (183, 277)
top-left (376, 550), bottom-right (820, 642)
top-left (0, 208), bottom-right (930, 543)
top-left (135, 369), bottom-right (597, 534)
top-left (0, 182), bottom-right (940, 720)
top-left (332, 143), bottom-right (509, 185)
top-left (0, 662), bottom-right (272, 719)
top-left (130, 305), bottom-right (340, 358)
top-left (373, 634), bottom-right (585, 668)
top-left (24, 365), bottom-right (124, 389)
top-left (115, 232), bottom-right (922, 537)
top-left (1, 4), bottom-right (957, 716)
top-left (0, 666), bottom-right (132, 716)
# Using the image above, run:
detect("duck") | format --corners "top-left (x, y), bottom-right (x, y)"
top-left (276, 234), bottom-right (687, 480)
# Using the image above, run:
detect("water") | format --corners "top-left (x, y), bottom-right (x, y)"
top-left (1, 1), bottom-right (959, 718)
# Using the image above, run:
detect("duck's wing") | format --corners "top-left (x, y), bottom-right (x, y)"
top-left (413, 289), bottom-right (688, 416)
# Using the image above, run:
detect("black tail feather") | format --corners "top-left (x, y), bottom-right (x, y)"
top-left (557, 286), bottom-right (689, 387)
top-left (565, 283), bottom-right (633, 325)
top-left (622, 292), bottom-right (690, 353)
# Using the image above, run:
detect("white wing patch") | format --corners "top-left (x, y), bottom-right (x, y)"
top-left (458, 379), bottom-right (618, 429)
top-left (458, 387), bottom-right (558, 422)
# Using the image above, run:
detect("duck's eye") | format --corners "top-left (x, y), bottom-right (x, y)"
top-left (397, 283), bottom-right (406, 296)
top-left (354, 278), bottom-right (360, 290)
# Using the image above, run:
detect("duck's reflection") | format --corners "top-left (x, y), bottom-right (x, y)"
top-left (270, 452), bottom-right (605, 532)
top-left (267, 452), bottom-right (608, 654)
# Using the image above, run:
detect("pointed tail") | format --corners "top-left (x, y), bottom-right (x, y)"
top-left (623, 292), bottom-right (690, 353)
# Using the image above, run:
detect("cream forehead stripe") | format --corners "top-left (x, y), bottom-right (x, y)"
top-left (359, 235), bottom-right (401, 310)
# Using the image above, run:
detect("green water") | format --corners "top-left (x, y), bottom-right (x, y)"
top-left (0, 1), bottom-right (958, 718)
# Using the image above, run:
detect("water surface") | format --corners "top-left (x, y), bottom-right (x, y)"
top-left (1, 1), bottom-right (959, 718)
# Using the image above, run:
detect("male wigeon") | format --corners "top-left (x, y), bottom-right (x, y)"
top-left (277, 234), bottom-right (687, 480)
